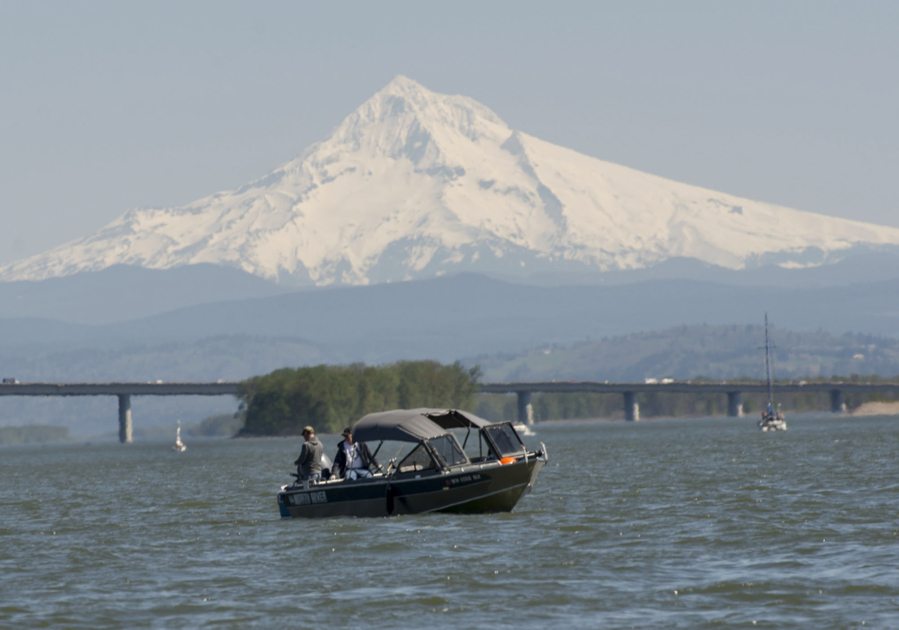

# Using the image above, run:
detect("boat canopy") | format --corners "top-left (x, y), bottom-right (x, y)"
top-left (353, 408), bottom-right (492, 443)
top-left (423, 408), bottom-right (493, 430)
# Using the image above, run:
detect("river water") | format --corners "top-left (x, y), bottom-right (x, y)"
top-left (1, 413), bottom-right (897, 627)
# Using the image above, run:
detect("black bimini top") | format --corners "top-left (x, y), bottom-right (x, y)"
top-left (352, 408), bottom-right (493, 443)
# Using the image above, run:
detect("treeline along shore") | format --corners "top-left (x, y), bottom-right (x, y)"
top-left (234, 363), bottom-right (899, 437)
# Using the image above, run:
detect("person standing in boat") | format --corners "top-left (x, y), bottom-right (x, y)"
top-left (332, 427), bottom-right (377, 481)
top-left (294, 425), bottom-right (323, 482)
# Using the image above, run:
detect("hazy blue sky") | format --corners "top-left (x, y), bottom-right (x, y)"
top-left (2, 1), bottom-right (898, 265)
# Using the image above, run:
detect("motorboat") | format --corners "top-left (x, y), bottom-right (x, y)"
top-left (513, 422), bottom-right (536, 437)
top-left (513, 401), bottom-right (537, 436)
top-left (277, 408), bottom-right (547, 518)
top-left (758, 313), bottom-right (787, 432)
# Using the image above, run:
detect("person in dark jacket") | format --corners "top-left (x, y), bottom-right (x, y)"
top-left (294, 425), bottom-right (323, 482)
top-left (331, 427), bottom-right (377, 480)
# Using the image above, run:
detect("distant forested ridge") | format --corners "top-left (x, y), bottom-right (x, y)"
top-left (237, 361), bottom-right (480, 436)
top-left (473, 324), bottom-right (899, 382)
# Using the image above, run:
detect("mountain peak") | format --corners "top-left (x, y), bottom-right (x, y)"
top-left (326, 77), bottom-right (510, 171)
top-left (371, 76), bottom-right (503, 127)
top-left (377, 74), bottom-right (431, 98)
top-left (4, 77), bottom-right (899, 285)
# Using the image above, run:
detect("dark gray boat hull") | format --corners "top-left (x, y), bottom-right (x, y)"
top-left (278, 457), bottom-right (545, 518)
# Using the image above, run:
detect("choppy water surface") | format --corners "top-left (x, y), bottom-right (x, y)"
top-left (2, 414), bottom-right (898, 627)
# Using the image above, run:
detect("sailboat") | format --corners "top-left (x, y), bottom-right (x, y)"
top-left (173, 421), bottom-right (187, 452)
top-left (758, 314), bottom-right (787, 432)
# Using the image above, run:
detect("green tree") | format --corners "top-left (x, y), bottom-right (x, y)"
top-left (237, 361), bottom-right (480, 436)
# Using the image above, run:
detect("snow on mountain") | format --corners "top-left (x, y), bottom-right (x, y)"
top-left (4, 75), bottom-right (899, 285)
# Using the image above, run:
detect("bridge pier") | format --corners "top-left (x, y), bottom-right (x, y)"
top-left (118, 394), bottom-right (133, 444)
top-left (726, 391), bottom-right (744, 417)
top-left (830, 389), bottom-right (847, 414)
top-left (516, 391), bottom-right (533, 425)
top-left (623, 391), bottom-right (640, 421)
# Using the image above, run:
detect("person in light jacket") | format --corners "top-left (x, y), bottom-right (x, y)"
top-left (332, 427), bottom-right (377, 480)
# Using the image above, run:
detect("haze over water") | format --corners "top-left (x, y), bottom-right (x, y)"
top-left (2, 414), bottom-right (897, 627)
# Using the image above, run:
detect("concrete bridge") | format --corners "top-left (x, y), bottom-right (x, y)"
top-left (478, 381), bottom-right (899, 423)
top-left (0, 381), bottom-right (241, 443)
top-left (3, 379), bottom-right (898, 442)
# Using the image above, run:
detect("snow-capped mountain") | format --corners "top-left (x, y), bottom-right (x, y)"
top-left (4, 75), bottom-right (899, 285)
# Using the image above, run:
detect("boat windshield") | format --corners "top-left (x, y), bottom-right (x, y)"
top-left (482, 423), bottom-right (525, 456)
top-left (428, 434), bottom-right (467, 467)
top-left (393, 435), bottom-right (468, 474)
top-left (397, 443), bottom-right (437, 473)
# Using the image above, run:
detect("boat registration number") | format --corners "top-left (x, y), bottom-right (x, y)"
top-left (446, 473), bottom-right (483, 487)
top-left (289, 490), bottom-right (328, 505)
